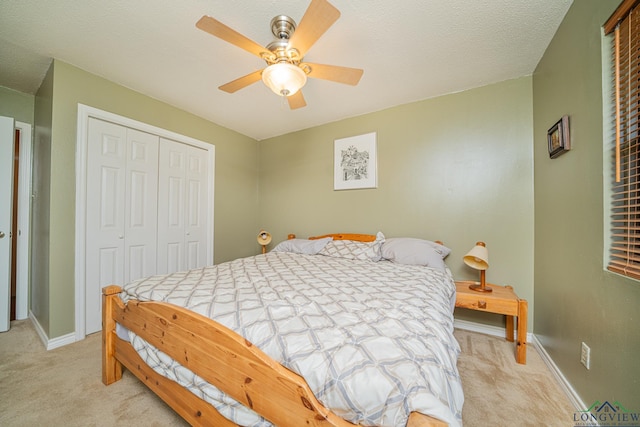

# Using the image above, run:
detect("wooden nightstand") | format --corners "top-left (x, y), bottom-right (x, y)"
top-left (455, 280), bottom-right (528, 364)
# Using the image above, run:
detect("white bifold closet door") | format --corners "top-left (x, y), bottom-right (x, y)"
top-left (157, 138), bottom-right (208, 274)
top-left (85, 118), bottom-right (159, 334)
top-left (84, 118), bottom-right (210, 335)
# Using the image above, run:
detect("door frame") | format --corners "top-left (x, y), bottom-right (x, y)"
top-left (0, 119), bottom-right (31, 330)
top-left (75, 104), bottom-right (215, 340)
top-left (15, 121), bottom-right (32, 320)
top-left (0, 116), bottom-right (15, 332)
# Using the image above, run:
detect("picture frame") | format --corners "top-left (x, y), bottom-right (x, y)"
top-left (547, 115), bottom-right (571, 159)
top-left (334, 132), bottom-right (377, 190)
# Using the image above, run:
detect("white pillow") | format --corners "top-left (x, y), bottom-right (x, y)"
top-left (271, 237), bottom-right (333, 255)
top-left (318, 232), bottom-right (385, 262)
top-left (381, 237), bottom-right (451, 271)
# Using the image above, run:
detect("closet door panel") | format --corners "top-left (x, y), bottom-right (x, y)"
top-left (86, 118), bottom-right (127, 334)
top-left (99, 248), bottom-right (120, 287)
top-left (184, 145), bottom-right (208, 270)
top-left (166, 243), bottom-right (182, 274)
top-left (124, 129), bottom-right (159, 283)
top-left (158, 139), bottom-right (209, 273)
top-left (157, 139), bottom-right (186, 274)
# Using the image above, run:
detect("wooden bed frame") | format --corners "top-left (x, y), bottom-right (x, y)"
top-left (102, 233), bottom-right (449, 426)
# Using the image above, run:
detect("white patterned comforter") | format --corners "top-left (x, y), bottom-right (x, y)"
top-left (121, 251), bottom-right (464, 427)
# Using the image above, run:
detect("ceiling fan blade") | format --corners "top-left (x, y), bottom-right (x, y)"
top-left (288, 0), bottom-right (340, 58)
top-left (303, 62), bottom-right (363, 85)
top-left (219, 69), bottom-right (263, 93)
top-left (196, 16), bottom-right (271, 59)
top-left (287, 91), bottom-right (307, 109)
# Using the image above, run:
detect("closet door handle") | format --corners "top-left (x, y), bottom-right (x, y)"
top-left (0, 231), bottom-right (5, 238)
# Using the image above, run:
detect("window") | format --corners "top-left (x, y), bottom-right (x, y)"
top-left (605, 0), bottom-right (640, 279)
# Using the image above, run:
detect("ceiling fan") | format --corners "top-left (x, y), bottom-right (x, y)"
top-left (196, 0), bottom-right (363, 110)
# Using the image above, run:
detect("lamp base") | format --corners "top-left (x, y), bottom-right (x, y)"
top-left (469, 282), bottom-right (493, 293)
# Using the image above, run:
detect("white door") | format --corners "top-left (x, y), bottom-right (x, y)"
top-left (0, 116), bottom-right (15, 332)
top-left (86, 118), bottom-right (126, 334)
top-left (157, 140), bottom-right (184, 274)
top-left (157, 139), bottom-right (208, 273)
top-left (77, 105), bottom-right (215, 338)
top-left (123, 128), bottom-right (159, 283)
top-left (184, 142), bottom-right (208, 270)
top-left (85, 118), bottom-right (159, 334)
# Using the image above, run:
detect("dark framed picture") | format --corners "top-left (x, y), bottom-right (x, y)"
top-left (547, 115), bottom-right (571, 159)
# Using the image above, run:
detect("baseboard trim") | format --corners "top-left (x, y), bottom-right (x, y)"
top-left (453, 318), bottom-right (533, 343)
top-left (29, 311), bottom-right (77, 351)
top-left (531, 334), bottom-right (589, 416)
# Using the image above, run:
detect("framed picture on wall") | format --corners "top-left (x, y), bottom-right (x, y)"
top-left (547, 115), bottom-right (571, 159)
top-left (334, 132), bottom-right (377, 190)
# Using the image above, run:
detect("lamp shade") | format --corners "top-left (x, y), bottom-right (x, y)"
top-left (257, 230), bottom-right (272, 246)
top-left (261, 63), bottom-right (307, 96)
top-left (463, 242), bottom-right (489, 270)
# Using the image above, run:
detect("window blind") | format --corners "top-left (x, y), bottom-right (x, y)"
top-left (605, 1), bottom-right (640, 279)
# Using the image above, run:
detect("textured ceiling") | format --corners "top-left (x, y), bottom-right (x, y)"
top-left (0, 0), bottom-right (572, 140)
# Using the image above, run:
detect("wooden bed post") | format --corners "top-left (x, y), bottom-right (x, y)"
top-left (102, 285), bottom-right (123, 385)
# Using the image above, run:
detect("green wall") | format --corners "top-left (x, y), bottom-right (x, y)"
top-left (32, 65), bottom-right (54, 336)
top-left (32, 60), bottom-right (259, 338)
top-left (0, 86), bottom-right (34, 124)
top-left (259, 77), bottom-right (535, 328)
top-left (533, 0), bottom-right (639, 407)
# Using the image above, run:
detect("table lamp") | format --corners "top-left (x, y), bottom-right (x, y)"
top-left (257, 230), bottom-right (272, 254)
top-left (463, 241), bottom-right (492, 293)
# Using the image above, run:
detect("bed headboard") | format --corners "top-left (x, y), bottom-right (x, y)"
top-left (288, 233), bottom-right (444, 246)
top-left (310, 233), bottom-right (377, 242)
top-left (287, 233), bottom-right (376, 242)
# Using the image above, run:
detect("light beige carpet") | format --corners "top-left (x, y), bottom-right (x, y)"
top-left (454, 329), bottom-right (575, 426)
top-left (0, 320), bottom-right (574, 426)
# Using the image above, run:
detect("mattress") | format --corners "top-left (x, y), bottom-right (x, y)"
top-left (120, 251), bottom-right (464, 426)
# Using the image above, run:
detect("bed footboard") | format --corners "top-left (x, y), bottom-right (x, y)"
top-left (101, 286), bottom-right (448, 427)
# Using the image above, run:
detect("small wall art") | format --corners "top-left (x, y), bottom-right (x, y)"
top-left (334, 132), bottom-right (377, 190)
top-left (547, 115), bottom-right (571, 159)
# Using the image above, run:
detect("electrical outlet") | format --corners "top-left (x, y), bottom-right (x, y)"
top-left (581, 342), bottom-right (591, 369)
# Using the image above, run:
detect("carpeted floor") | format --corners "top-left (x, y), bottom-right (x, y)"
top-left (454, 329), bottom-right (575, 426)
top-left (0, 319), bottom-right (575, 426)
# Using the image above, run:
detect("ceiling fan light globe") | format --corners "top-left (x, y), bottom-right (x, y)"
top-left (262, 63), bottom-right (307, 97)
